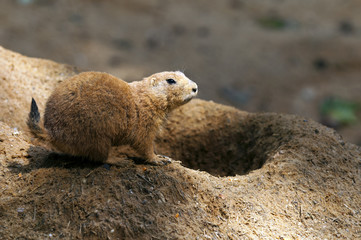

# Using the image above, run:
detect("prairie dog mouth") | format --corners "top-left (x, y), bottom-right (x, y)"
top-left (184, 95), bottom-right (195, 103)
top-left (184, 81), bottom-right (198, 103)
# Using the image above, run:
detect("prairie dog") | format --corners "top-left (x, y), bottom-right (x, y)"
top-left (27, 71), bottom-right (198, 165)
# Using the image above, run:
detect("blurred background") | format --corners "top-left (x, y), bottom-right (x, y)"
top-left (1, 0), bottom-right (361, 144)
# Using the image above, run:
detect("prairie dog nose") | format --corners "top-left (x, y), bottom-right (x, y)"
top-left (190, 81), bottom-right (198, 94)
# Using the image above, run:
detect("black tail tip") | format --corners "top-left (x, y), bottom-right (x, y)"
top-left (31, 98), bottom-right (38, 111)
top-left (29, 98), bottom-right (40, 124)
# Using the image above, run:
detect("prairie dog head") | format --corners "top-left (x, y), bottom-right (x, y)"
top-left (144, 71), bottom-right (198, 109)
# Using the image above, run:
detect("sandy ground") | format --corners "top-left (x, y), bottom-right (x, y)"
top-left (1, 0), bottom-right (361, 144)
top-left (0, 47), bottom-right (360, 239)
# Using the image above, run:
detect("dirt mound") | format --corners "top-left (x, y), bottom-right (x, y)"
top-left (0, 47), bottom-right (360, 239)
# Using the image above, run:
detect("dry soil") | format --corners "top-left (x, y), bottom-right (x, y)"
top-left (0, 47), bottom-right (360, 239)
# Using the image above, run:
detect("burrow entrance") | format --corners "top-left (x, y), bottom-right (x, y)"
top-left (155, 100), bottom-right (293, 177)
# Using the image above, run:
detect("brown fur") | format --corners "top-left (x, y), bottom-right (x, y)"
top-left (28, 71), bottom-right (198, 164)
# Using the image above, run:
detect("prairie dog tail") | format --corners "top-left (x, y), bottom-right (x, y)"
top-left (27, 98), bottom-right (47, 140)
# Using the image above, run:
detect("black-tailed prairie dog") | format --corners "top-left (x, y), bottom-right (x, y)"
top-left (27, 71), bottom-right (198, 165)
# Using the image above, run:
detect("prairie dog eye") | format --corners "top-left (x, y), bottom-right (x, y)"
top-left (166, 78), bottom-right (177, 85)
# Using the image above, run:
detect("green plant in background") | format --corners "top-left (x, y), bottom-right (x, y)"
top-left (320, 97), bottom-right (360, 127)
top-left (257, 16), bottom-right (287, 30)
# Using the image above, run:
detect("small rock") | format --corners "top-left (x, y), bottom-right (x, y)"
top-left (12, 128), bottom-right (20, 136)
top-left (17, 207), bottom-right (25, 213)
top-left (339, 20), bottom-right (354, 35)
top-left (313, 58), bottom-right (329, 71)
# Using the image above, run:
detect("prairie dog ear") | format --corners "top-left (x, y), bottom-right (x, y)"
top-left (150, 77), bottom-right (157, 86)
